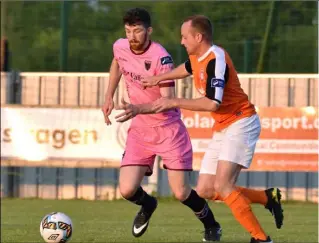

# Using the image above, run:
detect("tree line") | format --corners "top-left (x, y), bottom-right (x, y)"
top-left (3, 1), bottom-right (317, 73)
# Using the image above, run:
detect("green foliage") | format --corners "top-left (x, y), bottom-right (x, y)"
top-left (4, 1), bottom-right (317, 73)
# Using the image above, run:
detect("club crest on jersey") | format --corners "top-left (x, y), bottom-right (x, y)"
top-left (160, 56), bottom-right (173, 65)
top-left (144, 60), bottom-right (152, 70)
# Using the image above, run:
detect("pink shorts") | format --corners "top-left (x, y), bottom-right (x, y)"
top-left (121, 119), bottom-right (193, 176)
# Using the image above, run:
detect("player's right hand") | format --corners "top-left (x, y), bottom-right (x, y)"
top-left (101, 97), bottom-right (114, 125)
top-left (114, 98), bottom-right (138, 123)
top-left (141, 76), bottom-right (161, 88)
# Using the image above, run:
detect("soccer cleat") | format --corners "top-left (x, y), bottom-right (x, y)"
top-left (250, 236), bottom-right (273, 243)
top-left (132, 197), bottom-right (157, 237)
top-left (202, 223), bottom-right (222, 242)
top-left (265, 188), bottom-right (284, 229)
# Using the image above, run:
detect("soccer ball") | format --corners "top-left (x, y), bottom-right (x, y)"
top-left (40, 212), bottom-right (73, 243)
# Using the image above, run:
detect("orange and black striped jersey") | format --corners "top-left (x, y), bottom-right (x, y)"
top-left (184, 45), bottom-right (256, 131)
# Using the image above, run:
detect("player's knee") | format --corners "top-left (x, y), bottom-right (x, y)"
top-left (213, 181), bottom-right (224, 194)
top-left (172, 188), bottom-right (190, 201)
top-left (196, 185), bottom-right (214, 199)
top-left (213, 180), bottom-right (233, 196)
top-left (119, 184), bottom-right (137, 199)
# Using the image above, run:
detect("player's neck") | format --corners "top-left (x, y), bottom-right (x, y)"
top-left (130, 40), bottom-right (152, 55)
top-left (195, 43), bottom-right (212, 59)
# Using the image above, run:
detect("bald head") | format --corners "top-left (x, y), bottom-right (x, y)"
top-left (183, 15), bottom-right (213, 43)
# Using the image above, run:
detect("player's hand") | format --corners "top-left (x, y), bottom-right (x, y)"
top-left (101, 97), bottom-right (114, 125)
top-left (115, 98), bottom-right (139, 123)
top-left (153, 98), bottom-right (177, 113)
top-left (141, 76), bottom-right (161, 88)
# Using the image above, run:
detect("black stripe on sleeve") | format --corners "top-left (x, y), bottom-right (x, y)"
top-left (184, 59), bottom-right (192, 74)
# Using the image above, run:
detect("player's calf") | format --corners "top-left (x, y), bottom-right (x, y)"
top-left (182, 189), bottom-right (222, 241)
top-left (172, 188), bottom-right (191, 201)
top-left (124, 186), bottom-right (158, 237)
top-left (196, 186), bottom-right (216, 200)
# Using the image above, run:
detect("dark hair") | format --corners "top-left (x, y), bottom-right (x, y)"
top-left (183, 15), bottom-right (213, 42)
top-left (123, 8), bottom-right (151, 28)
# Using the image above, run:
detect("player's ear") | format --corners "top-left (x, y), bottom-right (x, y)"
top-left (195, 33), bottom-right (203, 43)
top-left (147, 27), bottom-right (153, 35)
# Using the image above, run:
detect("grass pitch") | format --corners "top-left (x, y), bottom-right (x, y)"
top-left (1, 198), bottom-right (318, 243)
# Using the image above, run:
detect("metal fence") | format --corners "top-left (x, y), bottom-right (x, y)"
top-left (1, 72), bottom-right (318, 202)
top-left (1, 72), bottom-right (318, 107)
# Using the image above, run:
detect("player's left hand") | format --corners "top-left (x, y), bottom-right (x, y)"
top-left (115, 98), bottom-right (139, 122)
top-left (153, 98), bottom-right (177, 113)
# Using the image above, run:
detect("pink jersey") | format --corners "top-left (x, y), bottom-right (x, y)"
top-left (113, 38), bottom-right (181, 127)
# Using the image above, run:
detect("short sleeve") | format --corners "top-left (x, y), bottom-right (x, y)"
top-left (155, 55), bottom-right (175, 86)
top-left (112, 38), bottom-right (123, 61)
top-left (184, 59), bottom-right (192, 74)
top-left (205, 58), bottom-right (229, 104)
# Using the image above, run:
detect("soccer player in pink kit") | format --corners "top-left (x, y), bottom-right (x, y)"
top-left (102, 8), bottom-right (221, 241)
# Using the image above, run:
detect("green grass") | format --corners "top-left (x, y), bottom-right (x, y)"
top-left (1, 198), bottom-right (318, 243)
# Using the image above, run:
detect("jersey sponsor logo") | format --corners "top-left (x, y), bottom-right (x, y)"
top-left (144, 60), bottom-right (152, 70)
top-left (210, 78), bottom-right (225, 88)
top-left (121, 67), bottom-right (142, 82)
top-left (160, 56), bottom-right (173, 65)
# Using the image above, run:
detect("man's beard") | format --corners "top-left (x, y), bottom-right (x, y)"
top-left (129, 42), bottom-right (144, 51)
top-left (129, 34), bottom-right (148, 51)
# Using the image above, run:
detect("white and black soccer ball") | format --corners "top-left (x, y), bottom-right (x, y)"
top-left (40, 212), bottom-right (73, 243)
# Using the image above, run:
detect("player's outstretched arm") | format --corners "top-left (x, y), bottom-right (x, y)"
top-left (152, 97), bottom-right (220, 113)
top-left (141, 62), bottom-right (190, 88)
top-left (115, 98), bottom-right (163, 123)
top-left (101, 58), bottom-right (122, 125)
top-left (132, 84), bottom-right (175, 114)
top-left (115, 95), bottom-right (220, 123)
top-left (115, 98), bottom-right (167, 123)
top-left (151, 57), bottom-right (227, 113)
top-left (115, 85), bottom-right (176, 123)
